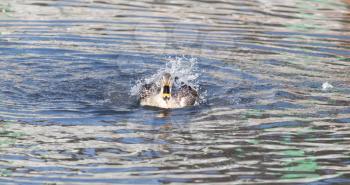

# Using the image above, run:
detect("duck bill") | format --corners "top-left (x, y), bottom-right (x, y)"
top-left (162, 85), bottom-right (171, 100)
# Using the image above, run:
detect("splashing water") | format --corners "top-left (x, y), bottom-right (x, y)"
top-left (130, 57), bottom-right (205, 105)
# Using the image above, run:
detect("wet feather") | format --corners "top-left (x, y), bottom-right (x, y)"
top-left (139, 73), bottom-right (198, 108)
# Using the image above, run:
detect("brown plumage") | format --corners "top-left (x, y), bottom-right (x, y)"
top-left (139, 73), bottom-right (198, 108)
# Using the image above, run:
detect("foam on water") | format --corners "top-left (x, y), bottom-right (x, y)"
top-left (130, 56), bottom-right (205, 105)
top-left (322, 82), bottom-right (334, 91)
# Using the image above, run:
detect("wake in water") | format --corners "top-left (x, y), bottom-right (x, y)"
top-left (131, 57), bottom-right (205, 108)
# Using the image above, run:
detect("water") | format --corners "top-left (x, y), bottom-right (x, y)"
top-left (0, 0), bottom-right (350, 184)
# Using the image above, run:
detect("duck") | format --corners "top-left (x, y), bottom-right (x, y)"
top-left (139, 72), bottom-right (198, 109)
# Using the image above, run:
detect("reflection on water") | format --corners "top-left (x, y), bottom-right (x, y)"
top-left (0, 0), bottom-right (350, 184)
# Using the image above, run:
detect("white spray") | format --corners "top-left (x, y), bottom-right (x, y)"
top-left (130, 56), bottom-right (205, 105)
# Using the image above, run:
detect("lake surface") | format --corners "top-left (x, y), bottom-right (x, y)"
top-left (0, 0), bottom-right (350, 184)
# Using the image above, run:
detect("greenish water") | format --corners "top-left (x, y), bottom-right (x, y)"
top-left (0, 0), bottom-right (350, 184)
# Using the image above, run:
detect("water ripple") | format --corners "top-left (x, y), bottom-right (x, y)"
top-left (0, 0), bottom-right (350, 184)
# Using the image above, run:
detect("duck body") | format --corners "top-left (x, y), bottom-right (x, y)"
top-left (139, 73), bottom-right (198, 109)
top-left (140, 92), bottom-right (179, 108)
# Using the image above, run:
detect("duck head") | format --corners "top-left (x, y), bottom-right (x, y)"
top-left (161, 73), bottom-right (172, 101)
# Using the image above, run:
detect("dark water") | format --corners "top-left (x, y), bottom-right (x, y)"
top-left (1, 0), bottom-right (350, 184)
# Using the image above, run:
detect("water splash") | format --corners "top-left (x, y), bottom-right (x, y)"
top-left (130, 56), bottom-right (205, 105)
top-left (322, 82), bottom-right (334, 91)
